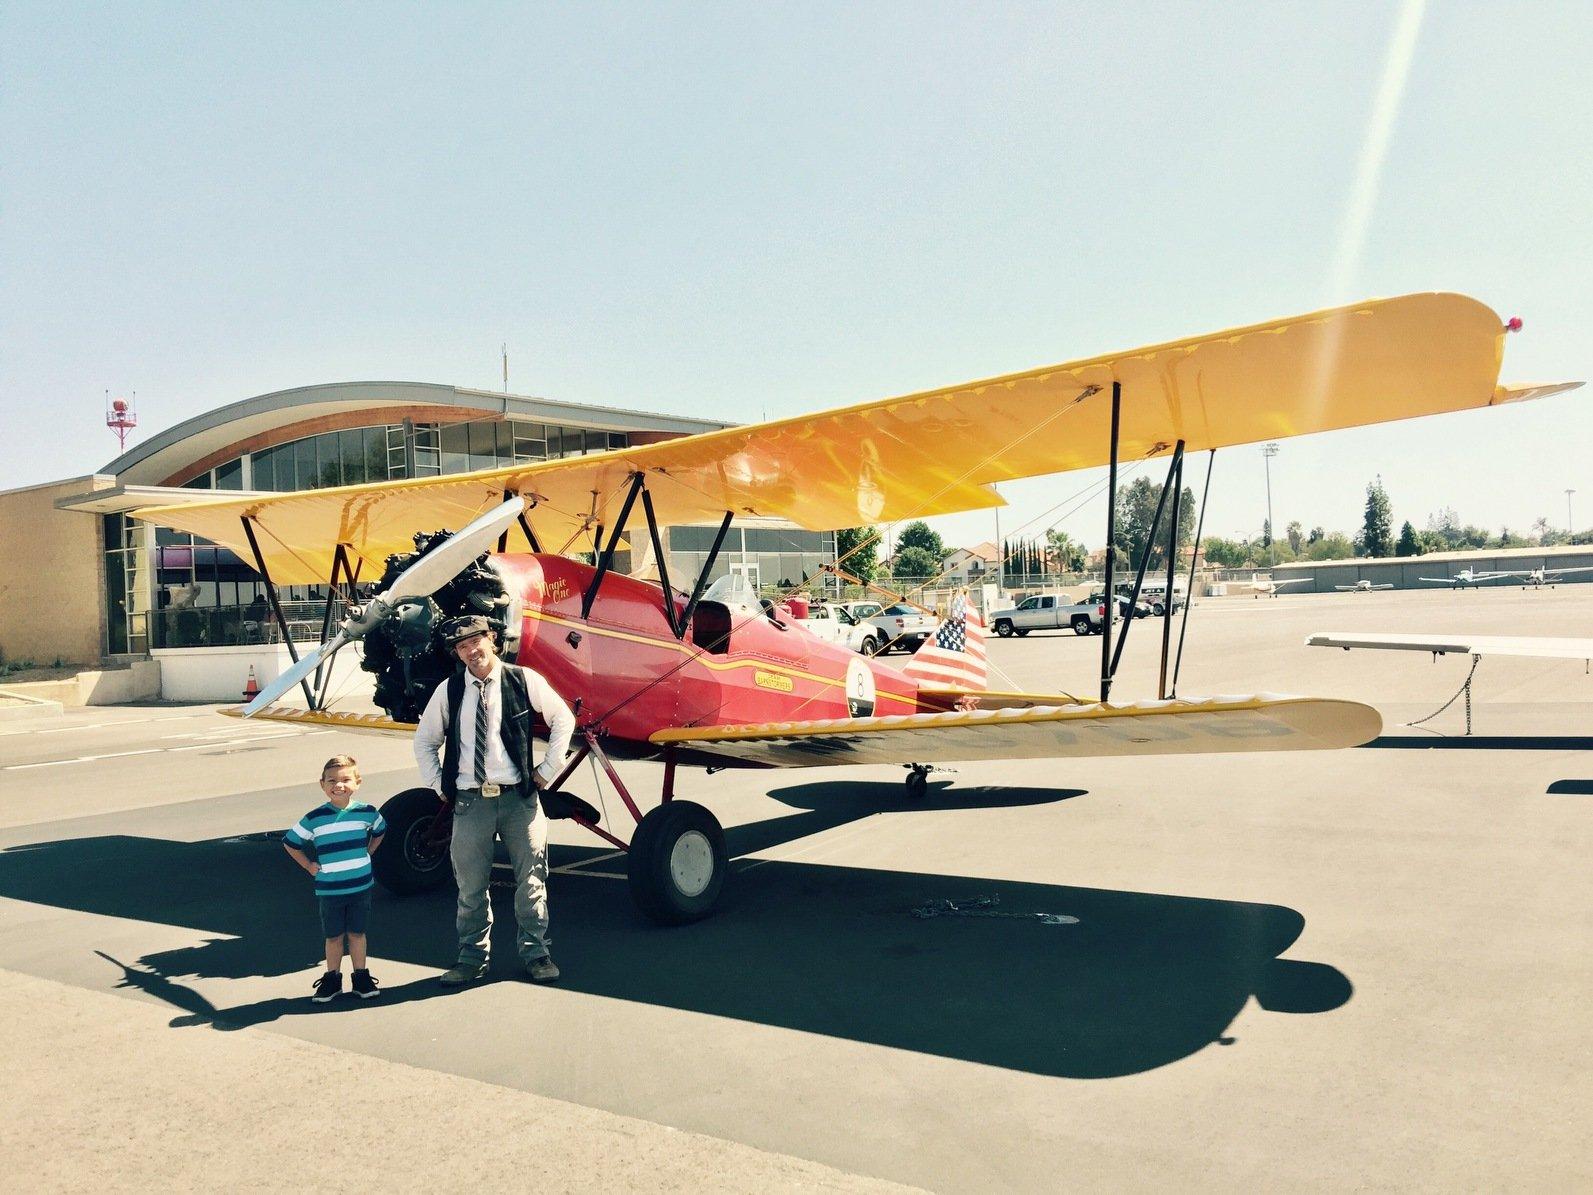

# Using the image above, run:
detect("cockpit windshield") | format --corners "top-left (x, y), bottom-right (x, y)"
top-left (701, 572), bottom-right (762, 611)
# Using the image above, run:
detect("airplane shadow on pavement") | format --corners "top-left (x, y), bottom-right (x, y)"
top-left (0, 779), bottom-right (1351, 1079)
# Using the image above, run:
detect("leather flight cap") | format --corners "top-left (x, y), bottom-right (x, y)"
top-left (440, 614), bottom-right (493, 646)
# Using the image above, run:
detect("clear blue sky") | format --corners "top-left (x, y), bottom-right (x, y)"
top-left (3, 2), bottom-right (1588, 548)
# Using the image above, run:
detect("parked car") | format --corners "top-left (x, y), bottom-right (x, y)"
top-left (1093, 591), bottom-right (1155, 620)
top-left (860, 602), bottom-right (937, 654)
top-left (794, 602), bottom-right (876, 654)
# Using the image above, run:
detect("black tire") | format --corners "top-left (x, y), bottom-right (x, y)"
top-left (372, 787), bottom-right (454, 895)
top-left (1015, 628), bottom-right (1030, 637)
top-left (1071, 615), bottom-right (1093, 636)
top-left (627, 800), bottom-right (727, 925)
top-left (994, 619), bottom-right (1014, 638)
top-left (860, 634), bottom-right (881, 656)
top-left (1151, 601), bottom-right (1165, 617)
top-left (905, 769), bottom-right (928, 801)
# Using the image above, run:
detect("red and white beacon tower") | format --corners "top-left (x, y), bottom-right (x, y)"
top-left (106, 391), bottom-right (138, 452)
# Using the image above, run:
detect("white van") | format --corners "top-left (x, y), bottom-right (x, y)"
top-left (1137, 578), bottom-right (1188, 616)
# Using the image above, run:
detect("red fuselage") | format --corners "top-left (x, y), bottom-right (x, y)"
top-left (490, 553), bottom-right (922, 745)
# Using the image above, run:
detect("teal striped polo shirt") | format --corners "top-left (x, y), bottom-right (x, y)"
top-left (284, 802), bottom-right (388, 897)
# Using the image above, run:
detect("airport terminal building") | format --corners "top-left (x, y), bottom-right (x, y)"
top-left (1, 382), bottom-right (837, 689)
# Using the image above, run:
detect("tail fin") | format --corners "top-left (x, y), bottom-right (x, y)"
top-left (902, 596), bottom-right (988, 691)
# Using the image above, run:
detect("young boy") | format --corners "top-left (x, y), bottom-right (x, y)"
top-left (283, 756), bottom-right (387, 1002)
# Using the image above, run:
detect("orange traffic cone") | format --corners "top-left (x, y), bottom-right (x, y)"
top-left (242, 665), bottom-right (260, 702)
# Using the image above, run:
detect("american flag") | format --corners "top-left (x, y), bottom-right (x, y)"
top-left (902, 593), bottom-right (988, 690)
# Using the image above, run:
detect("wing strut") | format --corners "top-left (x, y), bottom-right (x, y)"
top-left (582, 472), bottom-right (644, 619)
top-left (241, 515), bottom-right (317, 708)
top-left (1108, 439), bottom-right (1185, 684)
top-left (1170, 450), bottom-right (1216, 697)
top-left (1100, 382), bottom-right (1122, 702)
top-left (1156, 445), bottom-right (1186, 700)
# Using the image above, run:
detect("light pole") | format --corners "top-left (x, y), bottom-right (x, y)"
top-left (1568, 489), bottom-right (1577, 534)
top-left (1262, 443), bottom-right (1280, 565)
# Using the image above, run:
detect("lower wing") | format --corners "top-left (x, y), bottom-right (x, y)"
top-left (1307, 632), bottom-right (1593, 661)
top-left (649, 694), bottom-right (1381, 768)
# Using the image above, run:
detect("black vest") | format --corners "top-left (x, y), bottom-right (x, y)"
top-left (440, 666), bottom-right (535, 800)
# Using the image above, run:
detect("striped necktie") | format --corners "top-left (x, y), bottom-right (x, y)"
top-left (473, 677), bottom-right (491, 785)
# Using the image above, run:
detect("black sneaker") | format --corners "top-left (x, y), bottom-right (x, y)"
top-left (350, 968), bottom-right (379, 999)
top-left (311, 971), bottom-right (342, 1003)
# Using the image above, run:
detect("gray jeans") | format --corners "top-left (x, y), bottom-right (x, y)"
top-left (450, 785), bottom-right (549, 966)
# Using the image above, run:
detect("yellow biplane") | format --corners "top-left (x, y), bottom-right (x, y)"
top-left (130, 292), bottom-right (1580, 921)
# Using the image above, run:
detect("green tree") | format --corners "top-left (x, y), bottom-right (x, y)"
top-left (1113, 477), bottom-right (1197, 571)
top-left (1357, 479), bottom-right (1394, 558)
top-left (1046, 529), bottom-right (1086, 573)
top-left (1261, 518), bottom-right (1273, 549)
top-left (1395, 520), bottom-right (1422, 557)
top-left (1308, 525), bottom-right (1324, 545)
top-left (1201, 536), bottom-right (1247, 568)
top-left (1286, 521), bottom-right (1303, 555)
top-left (892, 545), bottom-right (939, 581)
top-left (896, 520), bottom-right (945, 560)
top-left (835, 526), bottom-right (879, 583)
top-left (1306, 532), bottom-right (1356, 562)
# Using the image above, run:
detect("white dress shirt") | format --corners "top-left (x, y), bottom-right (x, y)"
top-left (413, 660), bottom-right (576, 794)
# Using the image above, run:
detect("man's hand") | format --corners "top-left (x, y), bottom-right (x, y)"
top-left (308, 862), bottom-right (321, 877)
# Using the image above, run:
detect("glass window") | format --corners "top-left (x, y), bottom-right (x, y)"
top-left (315, 433), bottom-right (342, 487)
top-left (339, 429), bottom-right (366, 485)
top-left (215, 458), bottom-right (243, 490)
top-left (250, 447), bottom-right (274, 491)
top-left (294, 437), bottom-right (317, 491)
top-left (182, 472), bottom-right (211, 489)
top-left (608, 432), bottom-right (629, 450)
top-left (439, 423), bottom-right (470, 474)
top-left (364, 427), bottom-right (388, 481)
top-left (468, 421), bottom-right (497, 471)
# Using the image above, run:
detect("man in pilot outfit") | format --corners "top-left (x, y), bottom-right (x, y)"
top-left (414, 614), bottom-right (576, 985)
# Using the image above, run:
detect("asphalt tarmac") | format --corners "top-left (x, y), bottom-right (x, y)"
top-left (1, 585), bottom-right (1589, 1190)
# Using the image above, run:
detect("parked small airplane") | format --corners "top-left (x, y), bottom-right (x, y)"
top-left (1334, 580), bottom-right (1394, 593)
top-left (130, 292), bottom-right (1580, 922)
top-left (1232, 577), bottom-right (1312, 598)
top-left (1420, 568), bottom-right (1502, 588)
top-left (1494, 565), bottom-right (1593, 588)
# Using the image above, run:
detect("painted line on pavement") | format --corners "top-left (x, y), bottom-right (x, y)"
top-left (3, 729), bottom-right (333, 769)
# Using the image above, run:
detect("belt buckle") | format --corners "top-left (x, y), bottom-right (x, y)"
top-left (480, 781), bottom-right (501, 798)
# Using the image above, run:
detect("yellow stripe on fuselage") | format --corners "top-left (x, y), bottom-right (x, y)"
top-left (522, 606), bottom-right (920, 711)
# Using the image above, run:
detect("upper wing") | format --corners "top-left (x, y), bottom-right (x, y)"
top-left (130, 292), bottom-right (1569, 583)
top-left (650, 694), bottom-right (1381, 768)
top-left (1544, 566), bottom-right (1593, 578)
top-left (1420, 577), bottom-right (1461, 585)
top-left (1273, 578), bottom-right (1312, 588)
top-left (1307, 632), bottom-right (1593, 661)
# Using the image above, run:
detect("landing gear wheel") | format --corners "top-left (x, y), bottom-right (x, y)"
top-left (372, 787), bottom-right (453, 895)
top-left (905, 765), bottom-right (930, 801)
top-left (1016, 628), bottom-right (1030, 637)
top-left (1071, 615), bottom-right (1093, 636)
top-left (994, 619), bottom-right (1014, 638)
top-left (627, 800), bottom-right (727, 925)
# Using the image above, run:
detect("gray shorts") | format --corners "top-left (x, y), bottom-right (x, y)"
top-left (318, 889), bottom-right (372, 938)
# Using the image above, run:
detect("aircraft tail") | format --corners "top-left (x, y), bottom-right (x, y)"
top-left (902, 595), bottom-right (988, 691)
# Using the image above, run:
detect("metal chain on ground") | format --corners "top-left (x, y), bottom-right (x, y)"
top-left (1404, 654), bottom-right (1481, 736)
top-left (910, 893), bottom-right (1078, 925)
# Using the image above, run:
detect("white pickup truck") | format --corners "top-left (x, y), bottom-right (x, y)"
top-left (859, 602), bottom-right (937, 655)
top-left (989, 593), bottom-right (1104, 638)
top-left (794, 602), bottom-right (876, 654)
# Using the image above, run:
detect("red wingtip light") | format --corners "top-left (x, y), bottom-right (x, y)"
top-left (1505, 316), bottom-right (1523, 333)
